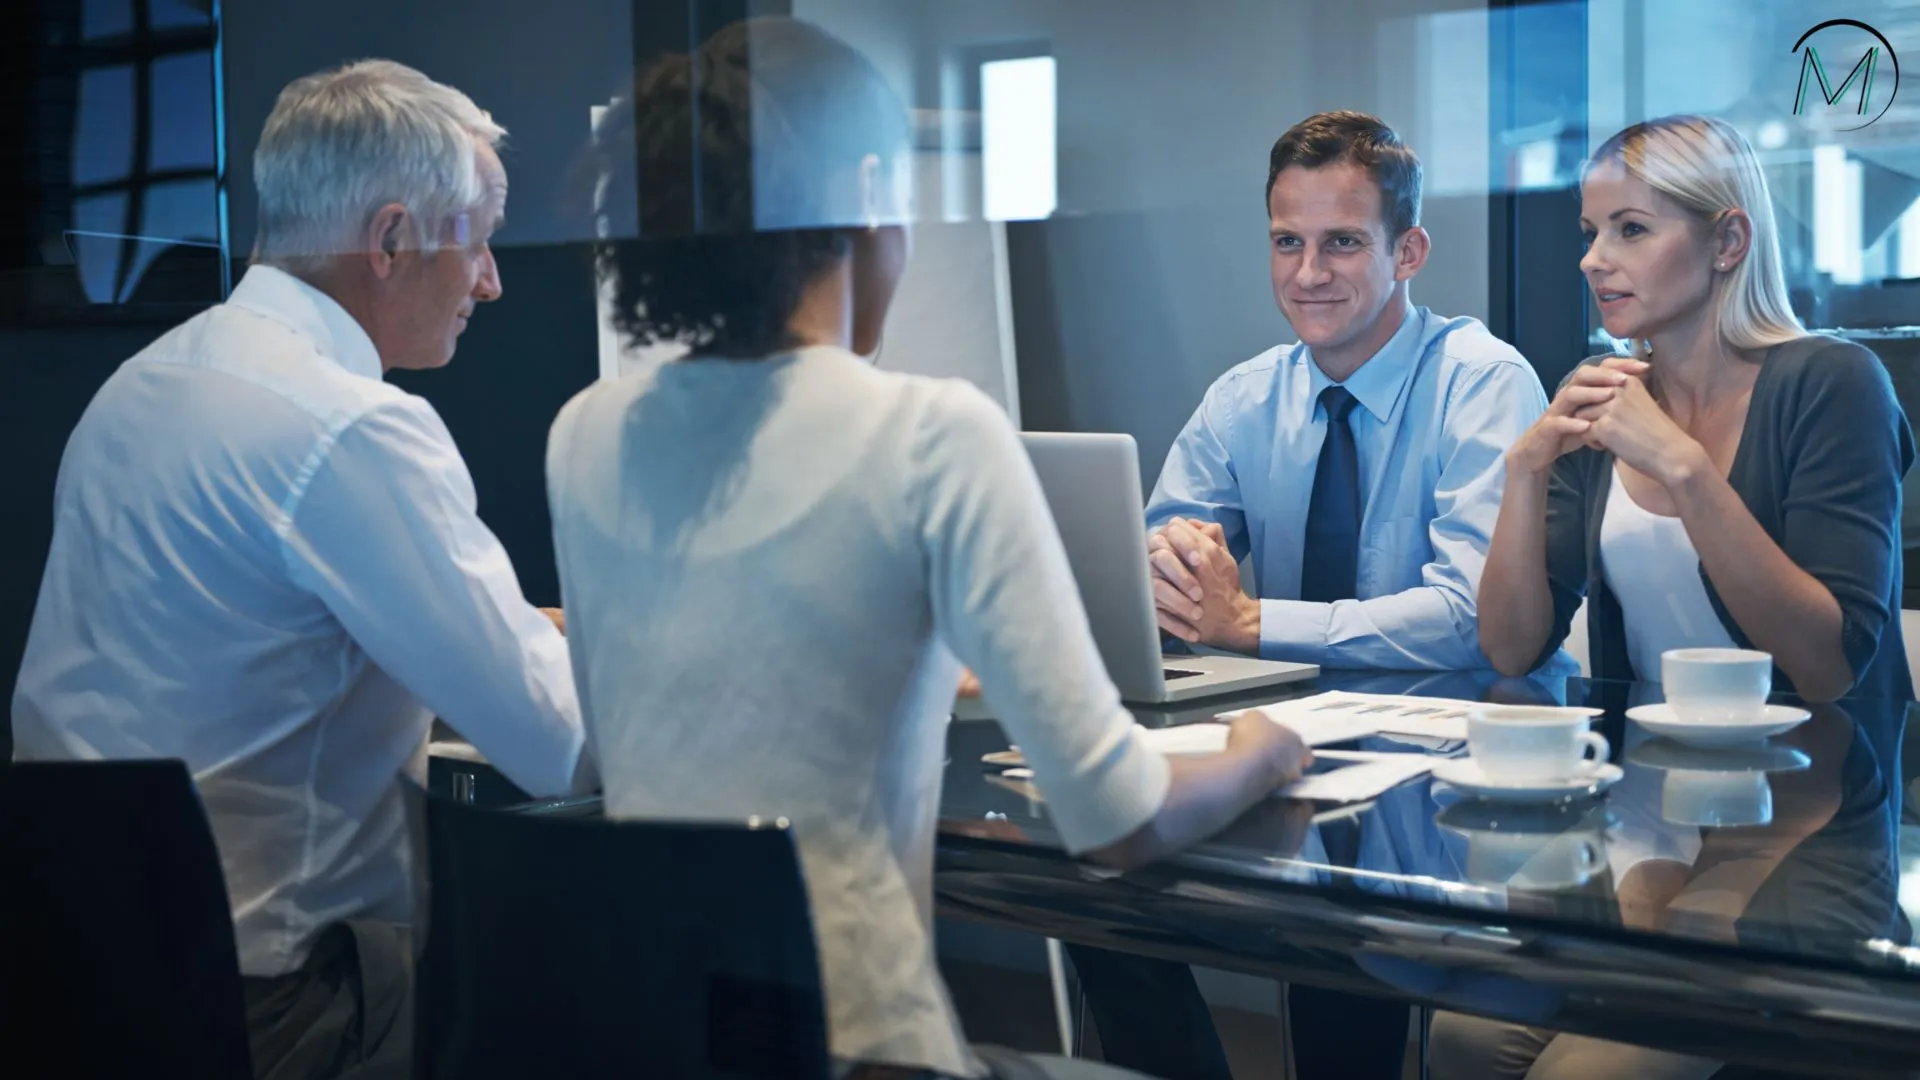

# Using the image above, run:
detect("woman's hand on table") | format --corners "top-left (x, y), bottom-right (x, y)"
top-left (1226, 710), bottom-right (1314, 786)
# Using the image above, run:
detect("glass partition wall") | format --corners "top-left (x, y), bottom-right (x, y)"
top-left (9, 0), bottom-right (1920, 730)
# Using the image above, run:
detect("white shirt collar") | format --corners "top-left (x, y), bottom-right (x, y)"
top-left (226, 264), bottom-right (385, 382)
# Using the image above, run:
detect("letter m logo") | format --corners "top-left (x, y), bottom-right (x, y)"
top-left (1794, 45), bottom-right (1879, 117)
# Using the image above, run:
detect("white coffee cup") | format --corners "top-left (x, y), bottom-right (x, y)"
top-left (1467, 707), bottom-right (1610, 783)
top-left (1662, 648), bottom-right (1772, 724)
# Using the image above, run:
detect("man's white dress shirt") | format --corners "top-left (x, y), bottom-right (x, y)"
top-left (12, 265), bottom-right (589, 977)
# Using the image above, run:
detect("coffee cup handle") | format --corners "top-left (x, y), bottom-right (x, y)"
top-left (1575, 731), bottom-right (1610, 774)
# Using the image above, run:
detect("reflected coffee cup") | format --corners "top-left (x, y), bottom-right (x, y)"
top-left (1660, 768), bottom-right (1773, 827)
top-left (1463, 828), bottom-right (1606, 889)
top-left (1467, 707), bottom-right (1610, 784)
top-left (1661, 648), bottom-right (1772, 724)
top-left (1436, 800), bottom-right (1612, 890)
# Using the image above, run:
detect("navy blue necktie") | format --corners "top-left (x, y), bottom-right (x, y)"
top-left (1301, 385), bottom-right (1362, 603)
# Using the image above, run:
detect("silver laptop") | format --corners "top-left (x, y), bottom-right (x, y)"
top-left (1017, 431), bottom-right (1318, 704)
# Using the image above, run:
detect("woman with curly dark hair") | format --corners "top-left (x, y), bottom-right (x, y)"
top-left (546, 17), bottom-right (1310, 1079)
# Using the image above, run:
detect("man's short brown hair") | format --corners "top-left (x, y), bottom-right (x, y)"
top-left (1265, 110), bottom-right (1423, 239)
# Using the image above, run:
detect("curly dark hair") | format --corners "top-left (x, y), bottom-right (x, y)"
top-left (589, 18), bottom-right (911, 359)
top-left (1265, 110), bottom-right (1422, 240)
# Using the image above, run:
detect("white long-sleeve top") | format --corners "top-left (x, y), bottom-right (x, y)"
top-left (547, 346), bottom-right (1170, 1077)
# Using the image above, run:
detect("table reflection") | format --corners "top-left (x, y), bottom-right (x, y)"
top-left (941, 672), bottom-right (1912, 972)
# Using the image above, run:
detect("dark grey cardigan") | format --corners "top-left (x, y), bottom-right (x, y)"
top-left (1533, 335), bottom-right (1916, 703)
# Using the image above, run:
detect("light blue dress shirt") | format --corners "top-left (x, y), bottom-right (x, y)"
top-left (1147, 305), bottom-right (1548, 669)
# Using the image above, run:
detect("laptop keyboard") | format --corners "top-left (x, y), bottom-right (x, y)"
top-left (1162, 667), bottom-right (1205, 680)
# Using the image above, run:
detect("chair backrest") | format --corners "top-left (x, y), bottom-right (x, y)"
top-left (0, 760), bottom-right (252, 1080)
top-left (409, 787), bottom-right (832, 1080)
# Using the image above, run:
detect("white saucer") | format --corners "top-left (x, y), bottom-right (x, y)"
top-left (1429, 758), bottom-right (1624, 803)
top-left (1625, 703), bottom-right (1811, 749)
top-left (1625, 739), bottom-right (1811, 774)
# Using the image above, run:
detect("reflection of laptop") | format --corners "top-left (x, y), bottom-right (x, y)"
top-left (1017, 432), bottom-right (1318, 704)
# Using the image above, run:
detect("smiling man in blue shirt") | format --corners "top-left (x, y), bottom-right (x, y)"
top-left (1147, 110), bottom-right (1547, 671)
top-left (1075, 111), bottom-right (1551, 1080)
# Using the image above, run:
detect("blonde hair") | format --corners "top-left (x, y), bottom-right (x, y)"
top-left (1585, 115), bottom-right (1804, 357)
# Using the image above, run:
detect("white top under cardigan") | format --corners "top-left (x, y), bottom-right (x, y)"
top-left (1598, 464), bottom-right (1739, 682)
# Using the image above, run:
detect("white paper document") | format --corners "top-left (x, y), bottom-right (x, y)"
top-left (1121, 722), bottom-right (1443, 799)
top-left (994, 690), bottom-right (1490, 764)
top-left (983, 693), bottom-right (1591, 806)
top-left (1133, 708), bottom-right (1382, 757)
top-left (1130, 723), bottom-right (1438, 802)
top-left (997, 746), bottom-right (1435, 803)
top-left (1223, 690), bottom-right (1479, 742)
top-left (1276, 753), bottom-right (1437, 802)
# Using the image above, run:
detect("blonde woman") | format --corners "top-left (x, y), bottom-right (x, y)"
top-left (1449, 115), bottom-right (1914, 1079)
top-left (1481, 114), bottom-right (1912, 703)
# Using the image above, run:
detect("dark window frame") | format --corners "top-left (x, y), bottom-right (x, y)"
top-left (1486, 0), bottom-right (1593, 395)
top-left (1, 0), bottom-right (227, 326)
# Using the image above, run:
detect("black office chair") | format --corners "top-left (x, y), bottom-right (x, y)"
top-left (408, 785), bottom-right (833, 1080)
top-left (0, 759), bottom-right (252, 1080)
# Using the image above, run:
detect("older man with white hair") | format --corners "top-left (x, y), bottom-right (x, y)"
top-left (12, 60), bottom-right (590, 1079)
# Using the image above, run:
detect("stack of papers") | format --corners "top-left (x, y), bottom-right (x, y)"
top-left (1121, 723), bottom-right (1439, 802)
top-left (982, 692), bottom-right (1593, 805)
top-left (1225, 690), bottom-right (1480, 743)
top-left (1280, 753), bottom-right (1440, 802)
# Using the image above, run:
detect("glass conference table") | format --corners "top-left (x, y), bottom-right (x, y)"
top-left (482, 669), bottom-right (1920, 1076)
top-left (932, 670), bottom-right (1920, 1078)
